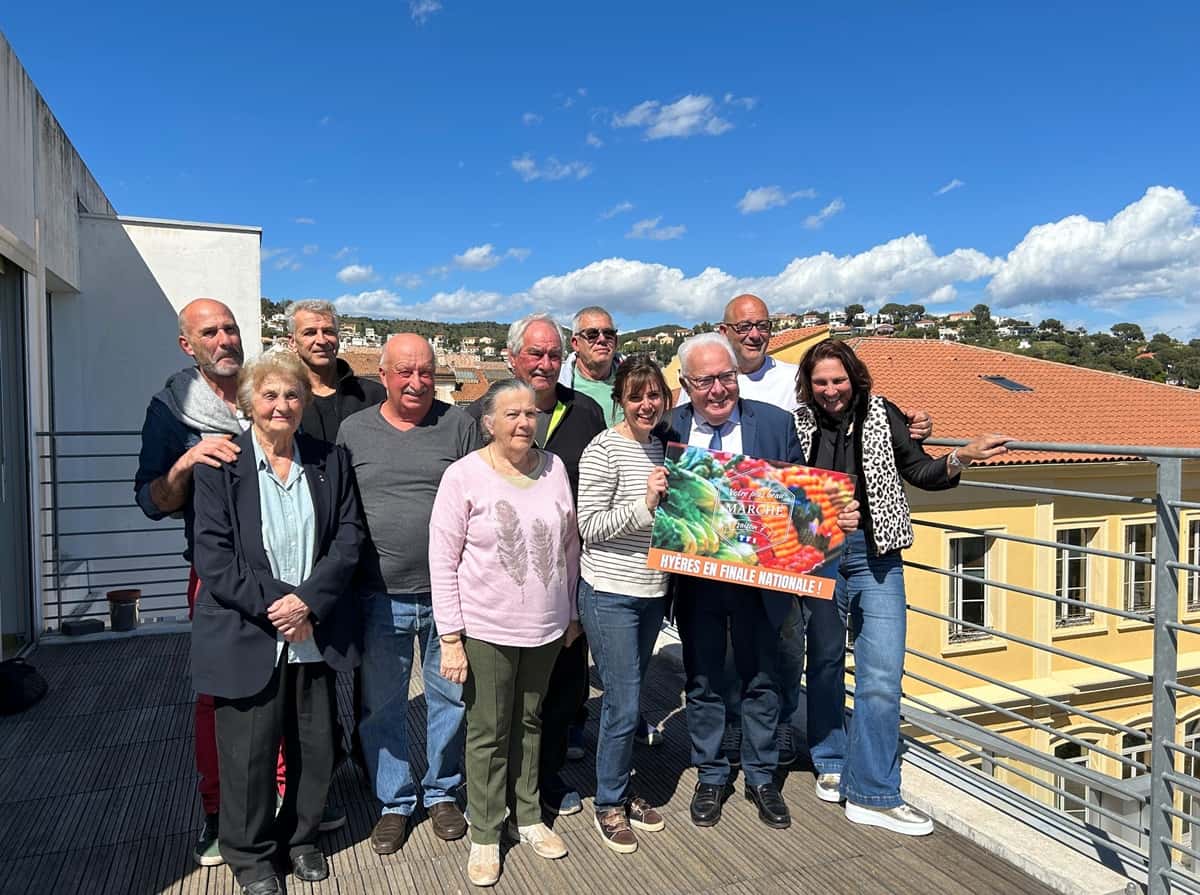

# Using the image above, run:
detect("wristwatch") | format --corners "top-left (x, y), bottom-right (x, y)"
top-left (439, 632), bottom-right (463, 644)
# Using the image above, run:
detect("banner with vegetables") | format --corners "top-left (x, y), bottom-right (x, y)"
top-left (647, 443), bottom-right (856, 598)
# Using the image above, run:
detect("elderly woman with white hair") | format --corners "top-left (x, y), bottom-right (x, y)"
top-left (191, 349), bottom-right (363, 895)
top-left (431, 378), bottom-right (584, 887)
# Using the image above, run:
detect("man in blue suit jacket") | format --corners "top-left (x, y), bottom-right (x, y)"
top-left (664, 333), bottom-right (807, 832)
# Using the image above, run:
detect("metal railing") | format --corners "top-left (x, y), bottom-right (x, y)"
top-left (887, 439), bottom-right (1200, 894)
top-left (36, 431), bottom-right (192, 631)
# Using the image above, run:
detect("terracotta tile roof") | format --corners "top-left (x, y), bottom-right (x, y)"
top-left (846, 338), bottom-right (1200, 465)
top-left (767, 325), bottom-right (829, 353)
top-left (341, 350), bottom-right (381, 382)
top-left (453, 380), bottom-right (492, 406)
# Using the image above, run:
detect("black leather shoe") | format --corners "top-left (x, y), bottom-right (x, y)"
top-left (745, 783), bottom-right (791, 829)
top-left (291, 850), bottom-right (329, 882)
top-left (242, 878), bottom-right (282, 895)
top-left (690, 782), bottom-right (731, 827)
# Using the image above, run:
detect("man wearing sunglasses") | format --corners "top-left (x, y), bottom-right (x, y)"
top-left (558, 306), bottom-right (625, 425)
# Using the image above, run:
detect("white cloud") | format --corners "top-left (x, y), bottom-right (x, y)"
top-left (511, 154), bottom-right (592, 182)
top-left (261, 247), bottom-right (288, 261)
top-left (333, 246), bottom-right (356, 260)
top-left (522, 112), bottom-right (543, 126)
top-left (612, 94), bottom-right (733, 140)
top-left (626, 217), bottom-right (687, 241)
top-left (409, 0), bottom-right (442, 23)
top-left (506, 247), bottom-right (532, 262)
top-left (302, 187), bottom-right (1200, 335)
top-left (737, 185), bottom-right (817, 215)
top-left (294, 216), bottom-right (316, 225)
top-left (987, 185), bottom-right (1200, 306)
top-left (600, 200), bottom-right (634, 220)
top-left (394, 273), bottom-right (423, 289)
top-left (302, 244), bottom-right (319, 255)
top-left (262, 247), bottom-right (301, 271)
top-left (453, 244), bottom-right (502, 271)
top-left (336, 264), bottom-right (375, 284)
top-left (804, 198), bottom-right (846, 229)
top-left (723, 92), bottom-right (758, 110)
top-left (936, 178), bottom-right (965, 196)
top-left (586, 132), bottom-right (604, 148)
top-left (578, 87), bottom-right (588, 97)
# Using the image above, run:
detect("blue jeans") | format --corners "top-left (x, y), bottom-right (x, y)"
top-left (361, 592), bottom-right (466, 814)
top-left (578, 580), bottom-right (666, 810)
top-left (806, 531), bottom-right (907, 808)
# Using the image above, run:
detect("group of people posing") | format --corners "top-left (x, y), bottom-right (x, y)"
top-left (135, 293), bottom-right (1008, 894)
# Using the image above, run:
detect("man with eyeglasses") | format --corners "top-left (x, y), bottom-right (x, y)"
top-left (558, 306), bottom-right (625, 425)
top-left (664, 333), bottom-right (860, 834)
top-left (467, 312), bottom-right (606, 817)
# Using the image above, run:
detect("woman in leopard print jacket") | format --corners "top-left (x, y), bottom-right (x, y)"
top-left (793, 339), bottom-right (1008, 837)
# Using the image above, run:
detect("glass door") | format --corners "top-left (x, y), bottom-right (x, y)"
top-left (0, 255), bottom-right (33, 657)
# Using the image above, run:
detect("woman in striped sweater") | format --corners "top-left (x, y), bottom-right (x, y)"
top-left (576, 355), bottom-right (674, 854)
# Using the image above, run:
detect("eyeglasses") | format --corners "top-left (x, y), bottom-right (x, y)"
top-left (683, 370), bottom-right (738, 391)
top-left (725, 319), bottom-right (772, 335)
top-left (575, 327), bottom-right (618, 343)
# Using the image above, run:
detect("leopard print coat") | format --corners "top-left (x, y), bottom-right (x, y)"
top-left (793, 394), bottom-right (914, 556)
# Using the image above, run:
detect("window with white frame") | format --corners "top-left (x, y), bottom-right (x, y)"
top-left (949, 535), bottom-right (991, 643)
top-left (1054, 740), bottom-right (1094, 825)
top-left (1121, 728), bottom-right (1151, 781)
top-left (1188, 519), bottom-right (1200, 613)
top-left (1056, 527), bottom-right (1097, 627)
top-left (1183, 720), bottom-right (1200, 869)
top-left (1124, 523), bottom-right (1155, 613)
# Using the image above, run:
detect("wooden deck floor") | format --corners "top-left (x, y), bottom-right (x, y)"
top-left (0, 633), bottom-right (1057, 894)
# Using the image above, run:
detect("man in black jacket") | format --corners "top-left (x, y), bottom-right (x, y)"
top-left (287, 300), bottom-right (386, 443)
top-left (467, 312), bottom-right (605, 816)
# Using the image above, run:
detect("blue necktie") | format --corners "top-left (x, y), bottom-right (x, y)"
top-left (709, 425), bottom-right (723, 451)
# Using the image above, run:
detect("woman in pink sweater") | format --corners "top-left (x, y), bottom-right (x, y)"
top-left (429, 379), bottom-right (582, 887)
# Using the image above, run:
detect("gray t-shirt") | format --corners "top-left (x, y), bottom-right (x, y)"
top-left (337, 400), bottom-right (480, 595)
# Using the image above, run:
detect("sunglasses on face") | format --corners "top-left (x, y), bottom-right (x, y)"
top-left (726, 319), bottom-right (772, 335)
top-left (575, 327), bottom-right (618, 343)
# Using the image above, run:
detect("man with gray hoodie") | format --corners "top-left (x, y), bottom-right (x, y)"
top-left (135, 298), bottom-right (249, 867)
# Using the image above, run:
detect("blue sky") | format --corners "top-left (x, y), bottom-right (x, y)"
top-left (5, 2), bottom-right (1200, 334)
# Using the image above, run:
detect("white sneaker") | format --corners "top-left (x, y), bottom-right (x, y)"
top-left (467, 842), bottom-right (501, 887)
top-left (505, 821), bottom-right (568, 859)
top-left (815, 773), bottom-right (842, 803)
top-left (845, 801), bottom-right (934, 836)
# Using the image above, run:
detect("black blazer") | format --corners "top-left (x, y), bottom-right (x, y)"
top-left (191, 430), bottom-right (364, 699)
top-left (664, 398), bottom-right (805, 631)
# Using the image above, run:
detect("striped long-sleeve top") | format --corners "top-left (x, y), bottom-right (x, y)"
top-left (577, 428), bottom-right (669, 598)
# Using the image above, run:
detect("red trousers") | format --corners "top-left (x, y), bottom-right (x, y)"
top-left (189, 569), bottom-right (287, 815)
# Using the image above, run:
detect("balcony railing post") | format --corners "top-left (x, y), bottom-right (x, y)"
top-left (48, 432), bottom-right (63, 631)
top-left (1149, 457), bottom-right (1183, 894)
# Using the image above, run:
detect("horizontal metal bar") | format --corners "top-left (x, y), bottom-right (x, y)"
top-left (47, 593), bottom-right (188, 607)
top-left (1171, 500), bottom-right (1200, 511)
top-left (1164, 771), bottom-right (1200, 795)
top-left (35, 430), bottom-right (143, 437)
top-left (43, 564), bottom-right (190, 579)
top-left (38, 452), bottom-right (140, 460)
top-left (954, 478), bottom-right (1155, 505)
top-left (1168, 682), bottom-right (1200, 701)
top-left (901, 693), bottom-right (1148, 835)
top-left (1160, 868), bottom-right (1200, 895)
top-left (1161, 833), bottom-right (1200, 869)
top-left (43, 550), bottom-right (184, 564)
top-left (1164, 739), bottom-right (1200, 765)
top-left (43, 478), bottom-right (134, 486)
top-left (906, 603), bottom-right (1153, 682)
top-left (903, 668), bottom-right (1145, 771)
top-left (905, 559), bottom-right (1152, 623)
top-left (926, 436), bottom-right (1200, 459)
top-left (39, 503), bottom-right (138, 511)
top-left (912, 517), bottom-right (1155, 564)
top-left (906, 646), bottom-right (1149, 740)
top-left (41, 526), bottom-right (184, 537)
top-left (1170, 560), bottom-right (1200, 575)
top-left (41, 576), bottom-right (189, 593)
top-left (1168, 621), bottom-right (1200, 638)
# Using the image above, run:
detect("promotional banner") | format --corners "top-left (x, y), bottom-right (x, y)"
top-left (647, 443), bottom-right (856, 598)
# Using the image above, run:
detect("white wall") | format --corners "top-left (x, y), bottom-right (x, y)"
top-left (54, 215), bottom-right (261, 431)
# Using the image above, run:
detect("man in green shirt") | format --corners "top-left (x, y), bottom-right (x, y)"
top-left (558, 306), bottom-right (624, 425)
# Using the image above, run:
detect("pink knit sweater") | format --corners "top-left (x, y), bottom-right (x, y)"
top-left (429, 450), bottom-right (579, 647)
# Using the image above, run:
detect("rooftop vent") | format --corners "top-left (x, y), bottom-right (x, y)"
top-left (981, 375), bottom-right (1033, 392)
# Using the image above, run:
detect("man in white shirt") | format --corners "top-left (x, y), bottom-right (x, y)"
top-left (717, 293), bottom-right (800, 411)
